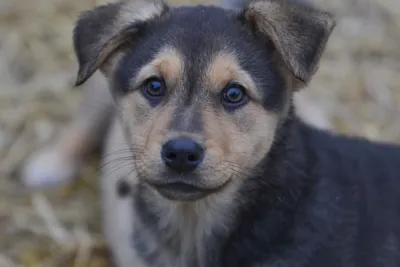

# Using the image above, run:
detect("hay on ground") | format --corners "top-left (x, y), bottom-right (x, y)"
top-left (0, 0), bottom-right (399, 266)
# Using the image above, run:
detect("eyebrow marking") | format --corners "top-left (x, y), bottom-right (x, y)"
top-left (132, 46), bottom-right (184, 89)
top-left (205, 51), bottom-right (260, 99)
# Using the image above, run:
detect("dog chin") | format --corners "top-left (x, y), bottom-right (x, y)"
top-left (146, 179), bottom-right (231, 202)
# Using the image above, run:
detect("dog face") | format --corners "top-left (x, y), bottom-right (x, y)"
top-left (73, 0), bottom-right (335, 201)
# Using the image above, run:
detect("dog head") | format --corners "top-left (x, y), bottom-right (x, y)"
top-left (73, 0), bottom-right (335, 201)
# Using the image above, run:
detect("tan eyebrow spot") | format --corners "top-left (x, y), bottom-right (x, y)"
top-left (133, 46), bottom-right (183, 87)
top-left (206, 52), bottom-right (259, 99)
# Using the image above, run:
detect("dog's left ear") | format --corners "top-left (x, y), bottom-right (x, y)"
top-left (73, 0), bottom-right (168, 86)
top-left (242, 0), bottom-right (335, 89)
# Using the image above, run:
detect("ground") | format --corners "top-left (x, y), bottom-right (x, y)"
top-left (0, 0), bottom-right (399, 266)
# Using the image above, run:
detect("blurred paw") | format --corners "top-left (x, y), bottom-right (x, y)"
top-left (20, 147), bottom-right (80, 188)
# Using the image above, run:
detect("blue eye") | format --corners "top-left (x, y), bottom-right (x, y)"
top-left (222, 83), bottom-right (248, 109)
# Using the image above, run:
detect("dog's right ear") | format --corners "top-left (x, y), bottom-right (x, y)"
top-left (73, 0), bottom-right (168, 86)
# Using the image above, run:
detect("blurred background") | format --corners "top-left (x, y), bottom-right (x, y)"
top-left (0, 0), bottom-right (399, 266)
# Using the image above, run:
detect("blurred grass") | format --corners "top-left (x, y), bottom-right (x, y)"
top-left (0, 0), bottom-right (399, 266)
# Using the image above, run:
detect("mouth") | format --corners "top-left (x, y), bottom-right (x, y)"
top-left (149, 181), bottom-right (226, 201)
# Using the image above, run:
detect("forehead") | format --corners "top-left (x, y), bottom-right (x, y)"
top-left (115, 5), bottom-right (285, 107)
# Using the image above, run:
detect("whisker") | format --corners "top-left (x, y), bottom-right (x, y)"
top-left (97, 157), bottom-right (134, 170)
top-left (100, 162), bottom-right (136, 177)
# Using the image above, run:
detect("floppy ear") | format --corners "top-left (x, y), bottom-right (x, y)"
top-left (73, 0), bottom-right (168, 86)
top-left (242, 0), bottom-right (335, 88)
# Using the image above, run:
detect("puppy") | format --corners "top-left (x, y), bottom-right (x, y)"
top-left (23, 0), bottom-right (400, 266)
top-left (20, 0), bottom-right (331, 189)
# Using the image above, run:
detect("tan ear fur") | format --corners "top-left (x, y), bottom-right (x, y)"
top-left (243, 0), bottom-right (335, 86)
top-left (73, 0), bottom-right (168, 86)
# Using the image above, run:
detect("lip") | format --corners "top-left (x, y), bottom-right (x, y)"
top-left (148, 181), bottom-right (224, 201)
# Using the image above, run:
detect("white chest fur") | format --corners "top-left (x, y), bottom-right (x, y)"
top-left (131, 191), bottom-right (236, 267)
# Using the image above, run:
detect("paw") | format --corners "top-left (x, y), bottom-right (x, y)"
top-left (21, 146), bottom-right (80, 188)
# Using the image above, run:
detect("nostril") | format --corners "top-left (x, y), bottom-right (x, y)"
top-left (187, 154), bottom-right (198, 163)
top-left (165, 152), bottom-right (177, 161)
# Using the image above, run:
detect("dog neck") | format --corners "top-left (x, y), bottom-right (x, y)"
top-left (132, 179), bottom-right (240, 266)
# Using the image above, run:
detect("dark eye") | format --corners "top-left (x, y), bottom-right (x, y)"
top-left (141, 77), bottom-right (166, 105)
top-left (222, 83), bottom-right (248, 109)
top-left (143, 78), bottom-right (165, 97)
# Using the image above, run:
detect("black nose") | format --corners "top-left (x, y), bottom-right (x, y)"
top-left (161, 138), bottom-right (204, 172)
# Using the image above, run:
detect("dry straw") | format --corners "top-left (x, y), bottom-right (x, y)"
top-left (0, 0), bottom-right (399, 266)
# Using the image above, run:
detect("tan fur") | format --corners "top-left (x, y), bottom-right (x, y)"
top-left (204, 51), bottom-right (279, 170)
top-left (132, 47), bottom-right (183, 90)
top-left (116, 47), bottom-right (185, 189)
top-left (206, 52), bottom-right (261, 100)
top-left (121, 48), bottom-right (278, 191)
